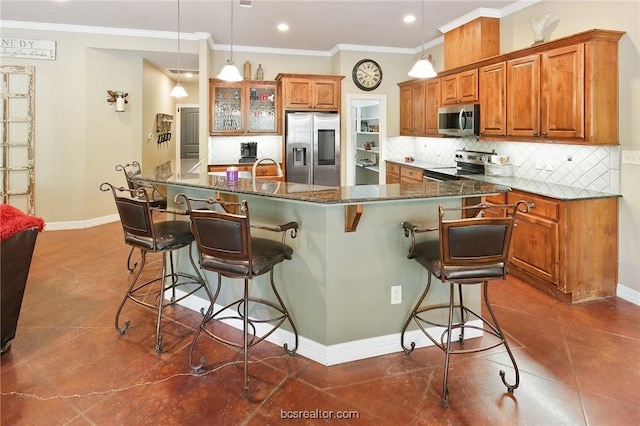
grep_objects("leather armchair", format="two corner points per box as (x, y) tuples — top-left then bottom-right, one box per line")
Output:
(1, 227), (39, 354)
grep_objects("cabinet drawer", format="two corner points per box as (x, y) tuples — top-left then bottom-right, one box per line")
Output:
(508, 191), (559, 221)
(253, 164), (279, 176)
(400, 166), (422, 182)
(387, 162), (400, 175)
(485, 193), (507, 204)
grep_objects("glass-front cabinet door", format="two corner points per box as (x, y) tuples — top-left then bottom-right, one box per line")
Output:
(210, 80), (279, 135)
(247, 83), (277, 133)
(211, 84), (243, 133)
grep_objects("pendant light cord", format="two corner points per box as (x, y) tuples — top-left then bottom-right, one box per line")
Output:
(176, 0), (182, 84)
(420, 0), (425, 56)
(230, 0), (234, 63)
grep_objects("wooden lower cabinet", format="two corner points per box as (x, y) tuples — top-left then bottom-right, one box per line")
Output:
(208, 163), (283, 180)
(486, 190), (618, 303)
(385, 162), (423, 184)
(386, 162), (400, 184)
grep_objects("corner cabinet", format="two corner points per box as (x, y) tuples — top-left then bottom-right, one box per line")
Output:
(398, 78), (440, 136)
(386, 161), (422, 184)
(209, 79), (279, 135)
(275, 74), (344, 111)
(485, 190), (619, 303)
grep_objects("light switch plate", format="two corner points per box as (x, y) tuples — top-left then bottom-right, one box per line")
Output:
(622, 150), (640, 165)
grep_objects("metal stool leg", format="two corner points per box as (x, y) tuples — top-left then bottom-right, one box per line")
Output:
(189, 273), (221, 371)
(401, 273), (433, 355)
(269, 268), (299, 355)
(155, 251), (168, 353)
(482, 281), (520, 392)
(115, 250), (147, 334)
(243, 278), (250, 398)
(441, 282), (456, 408)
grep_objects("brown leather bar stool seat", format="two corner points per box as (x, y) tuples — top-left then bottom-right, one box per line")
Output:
(176, 194), (299, 398)
(400, 201), (526, 408)
(100, 182), (214, 353)
(116, 161), (168, 272)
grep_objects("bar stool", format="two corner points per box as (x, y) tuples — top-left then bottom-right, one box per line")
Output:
(116, 161), (168, 272)
(100, 182), (214, 353)
(400, 201), (526, 407)
(175, 194), (299, 398)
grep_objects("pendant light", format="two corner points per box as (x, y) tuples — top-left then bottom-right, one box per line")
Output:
(170, 0), (188, 97)
(408, 0), (437, 79)
(217, 0), (243, 82)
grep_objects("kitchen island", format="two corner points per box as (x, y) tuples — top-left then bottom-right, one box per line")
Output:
(134, 162), (510, 365)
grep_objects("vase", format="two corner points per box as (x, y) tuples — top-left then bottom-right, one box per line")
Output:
(255, 64), (264, 80)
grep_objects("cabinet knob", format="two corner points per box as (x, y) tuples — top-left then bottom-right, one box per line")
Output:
(533, 132), (538, 136)
(542, 132), (548, 136)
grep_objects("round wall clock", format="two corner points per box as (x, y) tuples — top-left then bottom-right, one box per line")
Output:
(352, 59), (382, 91)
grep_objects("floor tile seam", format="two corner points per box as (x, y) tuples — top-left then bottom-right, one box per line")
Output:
(578, 387), (640, 411)
(293, 380), (387, 423)
(3, 359), (93, 420)
(7, 327), (97, 364)
(559, 320), (640, 344)
(483, 351), (580, 390)
(313, 363), (440, 394)
(242, 365), (303, 425)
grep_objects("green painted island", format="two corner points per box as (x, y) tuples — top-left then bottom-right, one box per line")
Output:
(134, 162), (510, 365)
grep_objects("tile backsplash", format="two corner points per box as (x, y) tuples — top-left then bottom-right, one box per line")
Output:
(209, 135), (282, 164)
(386, 136), (620, 194)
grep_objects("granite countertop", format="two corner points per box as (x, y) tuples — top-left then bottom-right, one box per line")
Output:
(386, 158), (620, 201)
(135, 161), (510, 206)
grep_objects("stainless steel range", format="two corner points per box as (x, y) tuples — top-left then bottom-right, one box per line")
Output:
(422, 149), (494, 182)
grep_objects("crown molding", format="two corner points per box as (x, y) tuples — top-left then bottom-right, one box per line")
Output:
(2, 19), (440, 58)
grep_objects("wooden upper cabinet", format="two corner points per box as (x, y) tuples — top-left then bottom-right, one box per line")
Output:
(399, 80), (426, 135)
(541, 44), (585, 139)
(424, 79), (441, 135)
(441, 69), (478, 105)
(276, 74), (343, 111)
(444, 17), (500, 70)
(479, 62), (506, 137)
(507, 54), (541, 137)
(403, 29), (623, 145)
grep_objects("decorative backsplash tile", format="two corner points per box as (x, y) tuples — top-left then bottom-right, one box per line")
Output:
(209, 135), (282, 164)
(386, 136), (620, 194)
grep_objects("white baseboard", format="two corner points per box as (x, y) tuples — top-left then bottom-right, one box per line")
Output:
(44, 214), (119, 231)
(171, 289), (483, 366)
(617, 284), (640, 306)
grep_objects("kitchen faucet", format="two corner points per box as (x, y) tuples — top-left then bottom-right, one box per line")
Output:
(252, 157), (284, 183)
(252, 157), (283, 193)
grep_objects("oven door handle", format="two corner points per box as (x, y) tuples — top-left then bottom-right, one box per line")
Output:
(458, 108), (466, 132)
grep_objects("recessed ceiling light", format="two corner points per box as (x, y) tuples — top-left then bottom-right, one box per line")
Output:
(184, 72), (193, 78)
(403, 15), (416, 24)
(277, 23), (289, 32)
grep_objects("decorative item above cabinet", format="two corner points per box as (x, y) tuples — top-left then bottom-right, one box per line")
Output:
(209, 79), (279, 135)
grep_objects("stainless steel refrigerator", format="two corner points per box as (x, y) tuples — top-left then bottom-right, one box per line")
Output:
(285, 112), (340, 186)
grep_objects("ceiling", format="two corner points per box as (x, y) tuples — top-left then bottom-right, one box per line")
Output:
(1, 0), (522, 72)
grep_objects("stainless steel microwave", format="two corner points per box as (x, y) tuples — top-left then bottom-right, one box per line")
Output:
(438, 104), (480, 136)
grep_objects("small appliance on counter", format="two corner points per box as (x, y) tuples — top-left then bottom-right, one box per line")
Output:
(239, 142), (258, 163)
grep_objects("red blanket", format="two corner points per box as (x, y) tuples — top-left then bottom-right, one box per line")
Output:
(1, 204), (44, 242)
